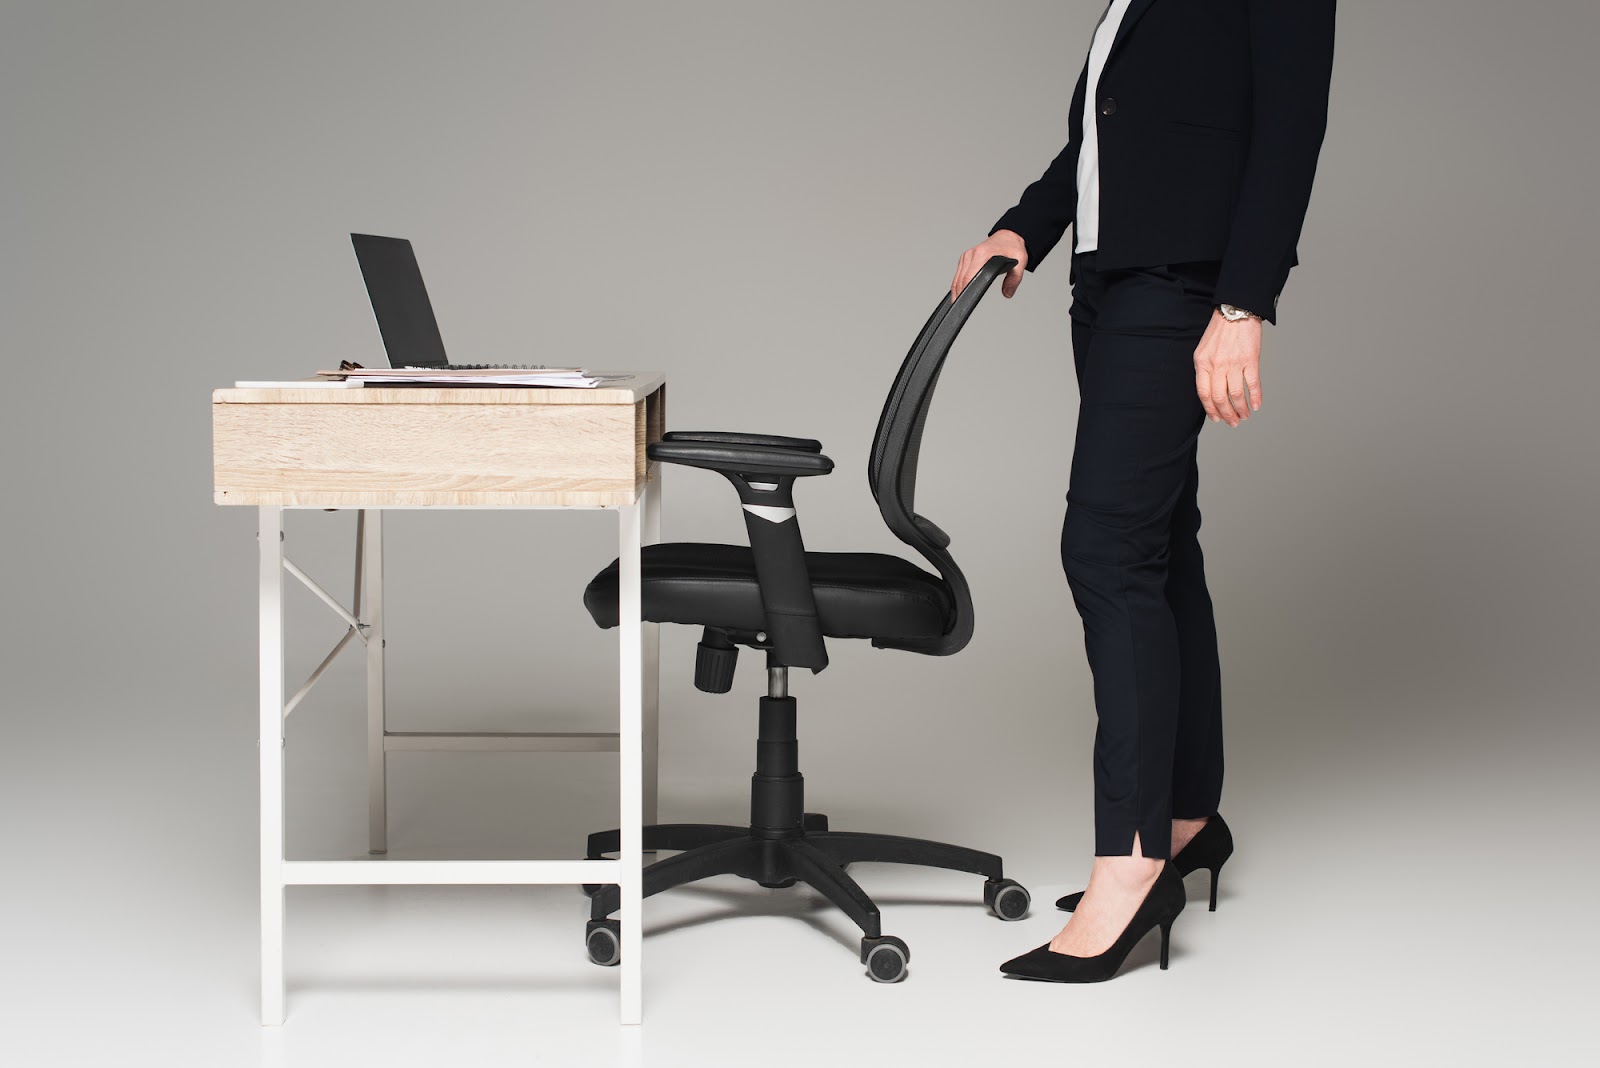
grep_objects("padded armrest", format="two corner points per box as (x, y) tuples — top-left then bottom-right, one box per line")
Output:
(661, 430), (823, 453)
(648, 440), (834, 478)
(644, 439), (830, 671)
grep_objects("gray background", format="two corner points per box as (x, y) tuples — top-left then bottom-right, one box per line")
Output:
(3, 1), (1595, 1065)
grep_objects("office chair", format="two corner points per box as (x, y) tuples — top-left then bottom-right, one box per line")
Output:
(580, 256), (1029, 983)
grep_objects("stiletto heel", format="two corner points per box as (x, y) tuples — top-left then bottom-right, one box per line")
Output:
(1207, 859), (1225, 911)
(1055, 813), (1235, 912)
(1000, 862), (1186, 983)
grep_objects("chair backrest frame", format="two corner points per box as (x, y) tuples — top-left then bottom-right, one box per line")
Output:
(867, 255), (1015, 655)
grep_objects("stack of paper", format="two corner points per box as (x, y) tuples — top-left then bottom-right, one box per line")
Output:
(317, 367), (624, 388)
(235, 377), (362, 389)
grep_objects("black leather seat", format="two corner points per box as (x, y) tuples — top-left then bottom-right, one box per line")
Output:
(578, 257), (1031, 983)
(584, 544), (954, 641)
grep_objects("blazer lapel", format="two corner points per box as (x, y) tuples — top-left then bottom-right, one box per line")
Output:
(1106, 0), (1159, 68)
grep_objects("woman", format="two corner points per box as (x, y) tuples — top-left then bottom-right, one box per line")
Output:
(948, 0), (1335, 982)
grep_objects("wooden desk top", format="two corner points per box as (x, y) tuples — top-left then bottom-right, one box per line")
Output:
(213, 373), (666, 508)
(212, 370), (665, 407)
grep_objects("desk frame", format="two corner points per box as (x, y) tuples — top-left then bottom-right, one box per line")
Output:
(255, 484), (658, 1028)
(348, 507), (659, 855)
(219, 376), (664, 1026)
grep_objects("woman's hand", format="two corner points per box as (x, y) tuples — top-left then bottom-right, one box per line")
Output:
(951, 230), (1028, 302)
(1192, 311), (1263, 427)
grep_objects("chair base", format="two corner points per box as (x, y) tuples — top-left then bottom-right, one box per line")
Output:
(581, 683), (1031, 980)
(583, 811), (830, 861)
(586, 820), (1008, 931)
(583, 820), (1030, 980)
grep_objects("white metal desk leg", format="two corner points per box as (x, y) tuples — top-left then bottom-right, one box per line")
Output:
(259, 506), (286, 1025)
(642, 475), (661, 830)
(617, 502), (643, 1025)
(365, 510), (388, 855)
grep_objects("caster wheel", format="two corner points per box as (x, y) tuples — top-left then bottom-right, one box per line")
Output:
(985, 878), (1031, 921)
(860, 935), (910, 983)
(586, 919), (621, 966)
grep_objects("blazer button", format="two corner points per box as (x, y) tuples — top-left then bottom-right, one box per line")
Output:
(1100, 97), (1117, 116)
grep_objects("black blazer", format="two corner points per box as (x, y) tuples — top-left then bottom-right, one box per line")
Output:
(989, 0), (1335, 323)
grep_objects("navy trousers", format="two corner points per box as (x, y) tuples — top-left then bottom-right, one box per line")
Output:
(1064, 250), (1226, 860)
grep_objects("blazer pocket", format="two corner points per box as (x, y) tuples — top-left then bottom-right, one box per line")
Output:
(1166, 119), (1244, 140)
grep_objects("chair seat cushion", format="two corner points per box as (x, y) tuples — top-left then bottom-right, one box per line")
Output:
(584, 543), (954, 641)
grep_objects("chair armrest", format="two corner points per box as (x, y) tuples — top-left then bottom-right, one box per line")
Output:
(645, 441), (830, 670)
(661, 430), (823, 453)
(647, 440), (833, 479)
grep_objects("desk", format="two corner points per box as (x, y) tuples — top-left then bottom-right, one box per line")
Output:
(213, 374), (666, 1025)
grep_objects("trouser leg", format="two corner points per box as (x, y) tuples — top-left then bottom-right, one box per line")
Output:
(1167, 446), (1225, 820)
(1063, 259), (1212, 860)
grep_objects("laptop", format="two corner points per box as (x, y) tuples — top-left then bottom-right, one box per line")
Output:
(351, 233), (538, 370)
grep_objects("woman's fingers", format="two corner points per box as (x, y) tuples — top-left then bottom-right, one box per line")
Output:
(1227, 365), (1250, 423)
(1243, 361), (1263, 412)
(952, 237), (1028, 301)
(1001, 259), (1025, 298)
(1194, 313), (1263, 427)
(1195, 365), (1219, 422)
(951, 251), (973, 301)
(953, 230), (1029, 300)
(1211, 370), (1237, 426)
(1197, 360), (1257, 426)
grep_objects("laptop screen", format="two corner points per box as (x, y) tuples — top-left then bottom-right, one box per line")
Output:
(351, 234), (449, 368)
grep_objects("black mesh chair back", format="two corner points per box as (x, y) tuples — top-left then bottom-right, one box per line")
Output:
(866, 255), (1015, 655)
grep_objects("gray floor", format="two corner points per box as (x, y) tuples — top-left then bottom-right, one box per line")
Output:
(4, 640), (1590, 1067)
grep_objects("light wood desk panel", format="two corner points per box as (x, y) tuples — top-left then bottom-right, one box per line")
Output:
(213, 372), (666, 506)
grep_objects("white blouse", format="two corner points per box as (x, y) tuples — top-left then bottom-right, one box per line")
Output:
(1074, 0), (1136, 254)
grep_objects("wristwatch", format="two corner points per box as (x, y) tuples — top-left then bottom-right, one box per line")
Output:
(1218, 303), (1260, 322)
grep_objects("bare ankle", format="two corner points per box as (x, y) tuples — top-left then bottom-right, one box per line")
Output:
(1170, 816), (1209, 854)
(1091, 853), (1162, 888)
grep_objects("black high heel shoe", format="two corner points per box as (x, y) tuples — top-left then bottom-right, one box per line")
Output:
(1055, 813), (1233, 913)
(1000, 862), (1185, 983)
